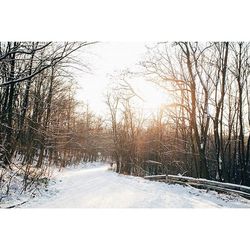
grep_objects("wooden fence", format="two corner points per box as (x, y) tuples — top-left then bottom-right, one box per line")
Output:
(144, 174), (250, 199)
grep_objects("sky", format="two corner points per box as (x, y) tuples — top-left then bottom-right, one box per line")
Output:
(74, 42), (170, 116)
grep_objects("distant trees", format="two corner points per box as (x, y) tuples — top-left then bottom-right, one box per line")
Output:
(106, 85), (144, 175)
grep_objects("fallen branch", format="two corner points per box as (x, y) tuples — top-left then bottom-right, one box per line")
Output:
(4, 200), (29, 209)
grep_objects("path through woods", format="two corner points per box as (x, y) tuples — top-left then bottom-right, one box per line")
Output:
(22, 163), (250, 208)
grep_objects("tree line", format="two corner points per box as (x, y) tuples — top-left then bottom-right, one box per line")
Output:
(107, 42), (250, 186)
(0, 42), (110, 194)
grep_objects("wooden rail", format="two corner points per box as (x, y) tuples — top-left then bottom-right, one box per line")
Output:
(144, 175), (166, 181)
(144, 174), (250, 199)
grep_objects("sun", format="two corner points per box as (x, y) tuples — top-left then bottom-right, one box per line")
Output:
(130, 78), (171, 114)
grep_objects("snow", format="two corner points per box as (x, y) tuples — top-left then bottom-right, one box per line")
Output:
(0, 163), (55, 208)
(167, 174), (250, 192)
(18, 162), (250, 208)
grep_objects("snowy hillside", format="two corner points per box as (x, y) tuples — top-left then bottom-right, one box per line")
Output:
(14, 162), (250, 208)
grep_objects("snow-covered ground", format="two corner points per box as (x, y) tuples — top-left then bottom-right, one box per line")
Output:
(17, 162), (250, 208)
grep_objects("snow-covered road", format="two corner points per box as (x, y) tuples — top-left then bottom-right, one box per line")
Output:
(22, 162), (250, 208)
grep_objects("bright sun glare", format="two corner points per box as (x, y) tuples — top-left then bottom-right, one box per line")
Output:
(75, 42), (170, 115)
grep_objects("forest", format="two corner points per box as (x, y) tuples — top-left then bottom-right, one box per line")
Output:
(0, 42), (250, 202)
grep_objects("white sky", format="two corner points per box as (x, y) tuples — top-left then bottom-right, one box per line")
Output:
(74, 42), (170, 116)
